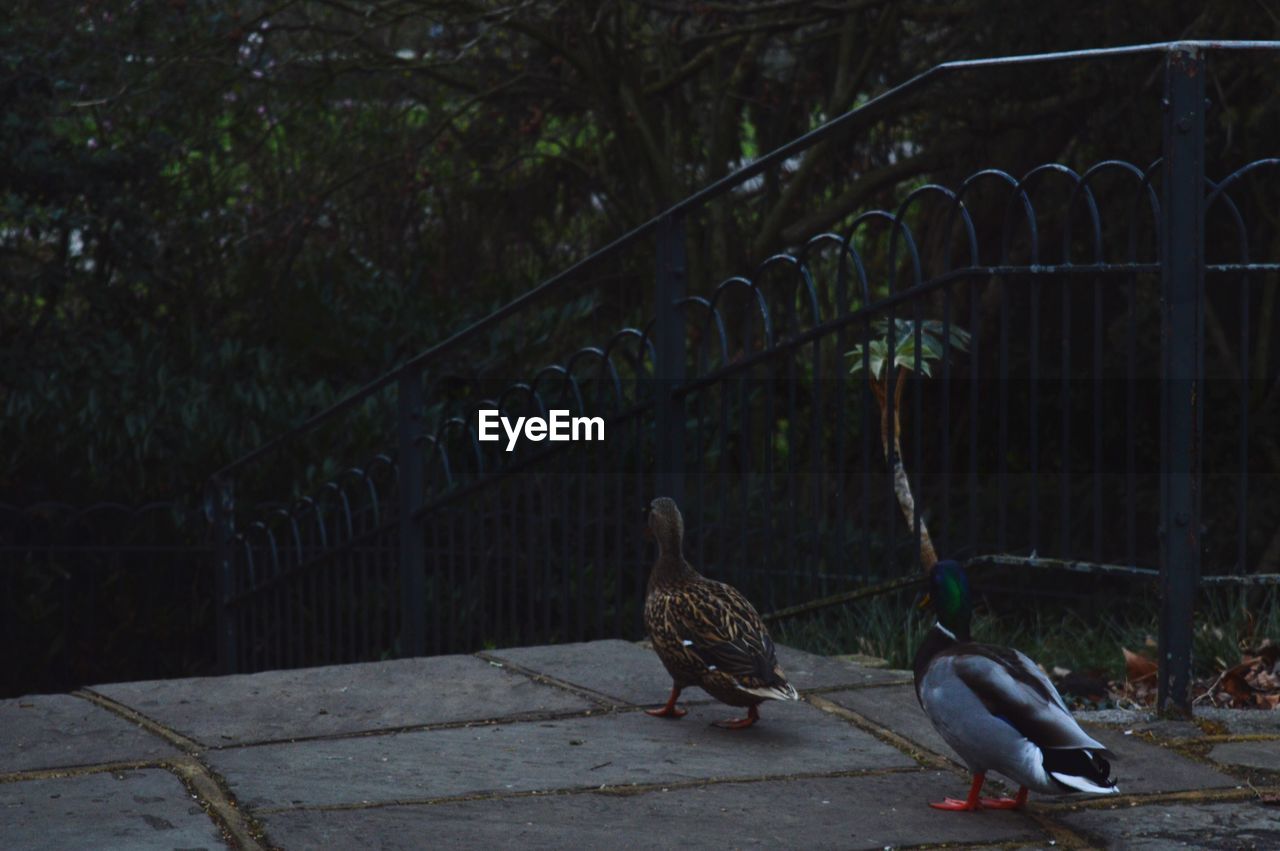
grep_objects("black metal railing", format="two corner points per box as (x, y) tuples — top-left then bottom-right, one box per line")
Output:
(0, 502), (215, 697)
(208, 42), (1280, 713)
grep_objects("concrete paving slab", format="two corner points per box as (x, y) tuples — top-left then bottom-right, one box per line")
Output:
(823, 684), (955, 761)
(487, 640), (670, 706)
(1209, 740), (1280, 772)
(0, 768), (227, 851)
(208, 699), (914, 811)
(1059, 800), (1280, 850)
(1069, 712), (1202, 741)
(1073, 708), (1157, 726)
(93, 654), (590, 747)
(1127, 718), (1203, 740)
(1196, 707), (1280, 735)
(1077, 707), (1280, 737)
(1, 695), (179, 773)
(257, 771), (1047, 851)
(773, 647), (913, 691)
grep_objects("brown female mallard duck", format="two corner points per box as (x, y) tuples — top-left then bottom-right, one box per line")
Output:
(643, 497), (798, 729)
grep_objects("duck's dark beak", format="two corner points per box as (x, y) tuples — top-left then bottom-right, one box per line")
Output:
(642, 505), (653, 541)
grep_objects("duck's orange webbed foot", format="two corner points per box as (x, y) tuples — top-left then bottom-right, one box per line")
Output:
(929, 774), (986, 811)
(711, 704), (759, 730)
(645, 686), (687, 719)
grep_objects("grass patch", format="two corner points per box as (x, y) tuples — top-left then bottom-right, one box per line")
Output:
(775, 583), (1280, 681)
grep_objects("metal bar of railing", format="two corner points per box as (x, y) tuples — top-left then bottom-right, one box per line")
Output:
(1157, 44), (1206, 715)
(397, 369), (427, 658)
(1029, 274), (1041, 554)
(998, 275), (1010, 550)
(1093, 274), (1104, 562)
(654, 213), (687, 507)
(1060, 266), (1073, 558)
(207, 477), (237, 674)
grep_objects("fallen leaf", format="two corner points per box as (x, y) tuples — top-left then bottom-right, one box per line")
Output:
(1218, 664), (1254, 704)
(1123, 648), (1157, 684)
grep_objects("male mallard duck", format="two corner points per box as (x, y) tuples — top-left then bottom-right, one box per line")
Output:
(914, 560), (1118, 810)
(643, 497), (798, 728)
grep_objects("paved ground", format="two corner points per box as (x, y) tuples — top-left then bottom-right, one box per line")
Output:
(2, 641), (1278, 850)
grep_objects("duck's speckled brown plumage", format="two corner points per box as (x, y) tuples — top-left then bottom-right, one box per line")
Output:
(643, 498), (798, 717)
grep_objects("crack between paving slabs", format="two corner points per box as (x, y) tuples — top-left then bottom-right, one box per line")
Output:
(249, 764), (928, 815)
(1035, 782), (1280, 814)
(799, 678), (916, 697)
(0, 759), (168, 785)
(1168, 732), (1280, 746)
(889, 842), (1062, 851)
(202, 706), (608, 751)
(804, 693), (957, 773)
(71, 688), (268, 851)
(473, 651), (632, 708)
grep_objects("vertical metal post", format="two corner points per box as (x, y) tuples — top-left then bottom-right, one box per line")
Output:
(654, 214), (687, 507)
(1158, 44), (1205, 716)
(398, 368), (427, 657)
(207, 475), (237, 674)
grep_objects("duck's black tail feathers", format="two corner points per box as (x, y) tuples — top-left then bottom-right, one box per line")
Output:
(1043, 748), (1118, 795)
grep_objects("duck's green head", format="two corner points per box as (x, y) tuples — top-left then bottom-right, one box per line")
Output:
(925, 559), (972, 640)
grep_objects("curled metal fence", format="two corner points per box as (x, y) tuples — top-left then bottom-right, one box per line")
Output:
(209, 42), (1280, 713)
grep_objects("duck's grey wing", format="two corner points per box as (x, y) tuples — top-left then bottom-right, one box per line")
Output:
(951, 647), (1113, 757)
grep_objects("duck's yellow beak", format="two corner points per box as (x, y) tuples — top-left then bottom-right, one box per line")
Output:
(916, 593), (931, 611)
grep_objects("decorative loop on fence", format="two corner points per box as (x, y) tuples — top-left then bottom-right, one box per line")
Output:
(566, 346), (624, 416)
(267, 507), (303, 565)
(845, 209), (923, 294)
(1206, 158), (1279, 264)
(319, 480), (355, 542)
(1013, 163), (1092, 265)
(953, 169), (1026, 266)
(759, 253), (821, 343)
(293, 496), (327, 550)
(707, 275), (775, 352)
(676, 296), (730, 377)
(799, 232), (872, 317)
(893, 184), (978, 277)
(1075, 159), (1159, 263)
